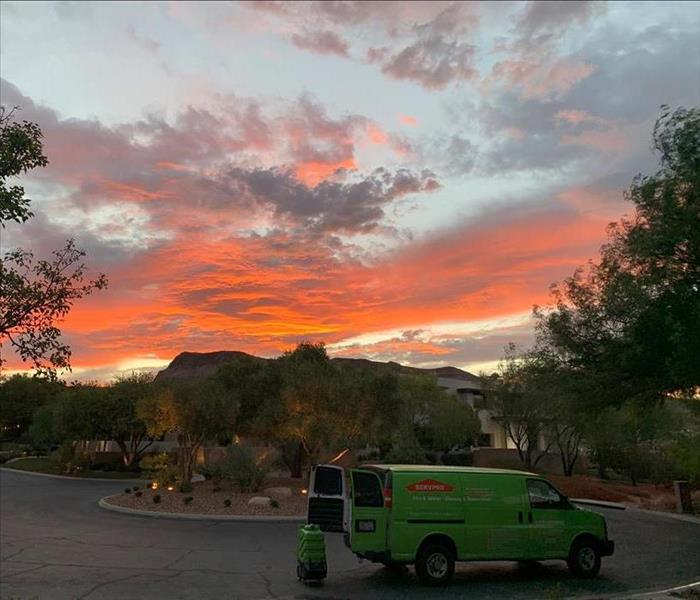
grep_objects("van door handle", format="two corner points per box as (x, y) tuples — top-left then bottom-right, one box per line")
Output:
(528, 511), (533, 524)
(518, 511), (523, 524)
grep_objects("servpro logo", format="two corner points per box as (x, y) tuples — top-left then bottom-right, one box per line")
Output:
(406, 479), (455, 493)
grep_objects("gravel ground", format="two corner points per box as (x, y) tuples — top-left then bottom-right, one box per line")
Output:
(104, 478), (307, 516)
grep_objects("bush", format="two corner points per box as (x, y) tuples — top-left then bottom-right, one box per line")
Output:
(183, 496), (193, 505)
(153, 494), (162, 504)
(224, 498), (232, 507)
(197, 463), (223, 482)
(132, 485), (140, 491)
(212, 485), (222, 493)
(179, 481), (193, 493)
(221, 445), (269, 493)
(134, 491), (143, 497)
(124, 488), (132, 494)
(384, 435), (427, 464)
(270, 499), (279, 509)
(153, 465), (179, 488)
(139, 452), (171, 476)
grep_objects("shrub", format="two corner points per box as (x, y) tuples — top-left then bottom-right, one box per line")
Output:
(270, 499), (279, 509)
(384, 435), (427, 465)
(124, 488), (132, 494)
(139, 452), (171, 476)
(224, 498), (232, 507)
(132, 485), (140, 491)
(154, 465), (179, 488)
(153, 494), (162, 504)
(183, 496), (193, 505)
(134, 491), (143, 497)
(221, 445), (269, 493)
(179, 481), (193, 493)
(197, 463), (223, 482)
(212, 485), (222, 493)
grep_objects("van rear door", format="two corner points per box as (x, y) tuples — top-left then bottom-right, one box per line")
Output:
(308, 464), (346, 532)
(349, 469), (388, 555)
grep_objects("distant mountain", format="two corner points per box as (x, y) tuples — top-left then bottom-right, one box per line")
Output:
(154, 350), (480, 383)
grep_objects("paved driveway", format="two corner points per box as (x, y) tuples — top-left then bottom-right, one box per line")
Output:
(1, 469), (698, 599)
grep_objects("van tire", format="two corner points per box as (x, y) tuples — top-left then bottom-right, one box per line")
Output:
(567, 538), (601, 578)
(415, 542), (455, 586)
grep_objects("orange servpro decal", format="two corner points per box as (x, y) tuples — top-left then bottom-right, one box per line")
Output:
(406, 479), (455, 492)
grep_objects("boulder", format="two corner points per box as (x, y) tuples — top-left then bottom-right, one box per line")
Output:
(248, 496), (272, 506)
(264, 486), (292, 498)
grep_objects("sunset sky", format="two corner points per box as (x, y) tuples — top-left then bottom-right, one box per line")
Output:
(1, 1), (699, 381)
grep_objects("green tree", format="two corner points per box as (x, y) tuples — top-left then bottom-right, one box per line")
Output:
(1, 241), (108, 377)
(377, 373), (481, 462)
(0, 108), (107, 377)
(274, 343), (351, 478)
(486, 345), (555, 470)
(0, 107), (47, 225)
(0, 374), (63, 441)
(138, 377), (238, 484)
(104, 373), (159, 467)
(536, 106), (700, 405)
(215, 354), (283, 440)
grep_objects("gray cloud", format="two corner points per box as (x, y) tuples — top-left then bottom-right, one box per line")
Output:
(223, 166), (440, 234)
(291, 30), (350, 57)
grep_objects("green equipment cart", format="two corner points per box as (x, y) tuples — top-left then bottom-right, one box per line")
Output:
(296, 524), (327, 582)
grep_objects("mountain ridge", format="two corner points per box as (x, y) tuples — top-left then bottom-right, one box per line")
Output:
(154, 350), (481, 383)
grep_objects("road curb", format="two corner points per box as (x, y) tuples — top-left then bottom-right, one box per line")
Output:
(98, 495), (306, 522)
(573, 498), (700, 524)
(613, 579), (700, 599)
(0, 466), (148, 484)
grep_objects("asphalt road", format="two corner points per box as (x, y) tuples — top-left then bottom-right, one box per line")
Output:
(1, 470), (698, 600)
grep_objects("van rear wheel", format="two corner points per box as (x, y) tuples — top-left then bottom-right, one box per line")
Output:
(567, 539), (601, 578)
(415, 542), (455, 586)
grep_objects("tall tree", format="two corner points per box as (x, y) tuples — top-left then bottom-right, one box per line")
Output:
(138, 377), (238, 484)
(0, 107), (107, 377)
(536, 106), (700, 405)
(486, 345), (554, 470)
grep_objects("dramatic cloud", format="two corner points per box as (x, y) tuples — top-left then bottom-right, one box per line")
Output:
(2, 1), (696, 379)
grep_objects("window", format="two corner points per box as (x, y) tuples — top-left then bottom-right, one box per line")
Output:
(313, 466), (343, 496)
(527, 479), (565, 509)
(352, 471), (384, 507)
(478, 433), (493, 447)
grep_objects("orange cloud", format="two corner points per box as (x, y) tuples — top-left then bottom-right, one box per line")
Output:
(293, 157), (357, 186)
(399, 114), (417, 126)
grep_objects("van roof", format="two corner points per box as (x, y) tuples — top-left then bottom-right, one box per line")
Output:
(361, 464), (536, 477)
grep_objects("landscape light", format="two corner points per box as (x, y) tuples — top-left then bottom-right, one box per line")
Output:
(301, 489), (308, 495)
(167, 485), (174, 491)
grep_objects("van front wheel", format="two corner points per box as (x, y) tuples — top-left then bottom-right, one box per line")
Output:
(567, 539), (601, 578)
(415, 542), (455, 586)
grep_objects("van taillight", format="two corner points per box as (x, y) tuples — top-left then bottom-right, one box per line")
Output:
(384, 487), (392, 508)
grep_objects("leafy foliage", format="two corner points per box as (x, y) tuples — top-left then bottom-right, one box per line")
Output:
(535, 106), (700, 404)
(1, 241), (108, 377)
(220, 444), (268, 492)
(0, 106), (48, 226)
(0, 108), (107, 377)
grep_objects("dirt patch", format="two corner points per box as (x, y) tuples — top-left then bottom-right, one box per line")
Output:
(547, 474), (700, 513)
(105, 477), (307, 516)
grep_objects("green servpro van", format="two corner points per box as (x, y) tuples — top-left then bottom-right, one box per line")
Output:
(307, 464), (614, 586)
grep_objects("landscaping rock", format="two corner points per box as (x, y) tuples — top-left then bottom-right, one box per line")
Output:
(264, 486), (292, 498)
(191, 474), (205, 483)
(248, 496), (272, 506)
